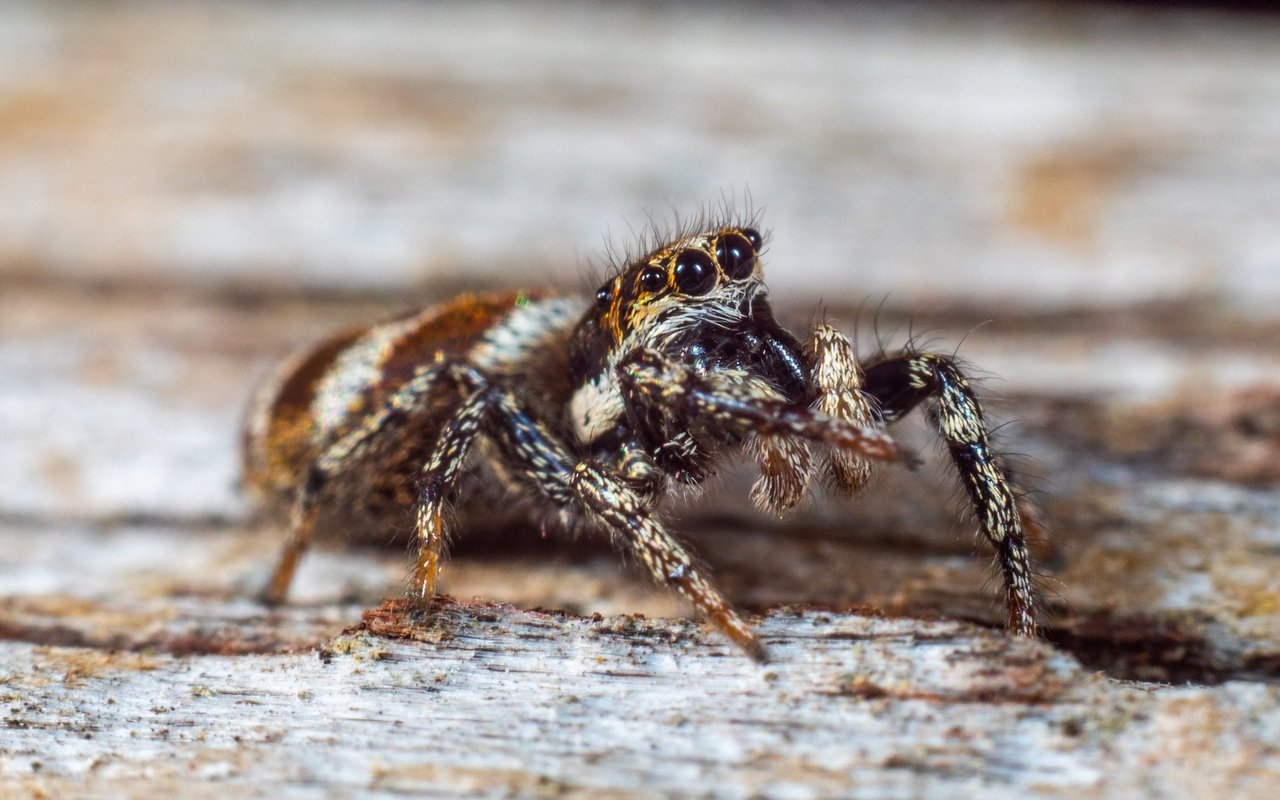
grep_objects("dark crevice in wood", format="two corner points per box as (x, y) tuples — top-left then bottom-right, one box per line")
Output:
(1042, 612), (1271, 686)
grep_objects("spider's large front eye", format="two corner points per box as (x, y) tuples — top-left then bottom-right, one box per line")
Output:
(673, 249), (717, 295)
(715, 232), (756, 280)
(639, 266), (666, 293)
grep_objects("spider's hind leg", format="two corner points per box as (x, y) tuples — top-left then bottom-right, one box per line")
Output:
(259, 362), (481, 606)
(862, 351), (1039, 637)
(411, 382), (495, 602)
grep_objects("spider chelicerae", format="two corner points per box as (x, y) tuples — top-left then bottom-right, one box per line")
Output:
(242, 215), (1041, 660)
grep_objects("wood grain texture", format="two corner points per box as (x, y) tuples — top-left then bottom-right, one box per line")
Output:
(3, 597), (1279, 799)
(3, 1), (1280, 798)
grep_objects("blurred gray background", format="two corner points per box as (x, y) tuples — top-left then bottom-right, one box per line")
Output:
(2, 1), (1277, 307)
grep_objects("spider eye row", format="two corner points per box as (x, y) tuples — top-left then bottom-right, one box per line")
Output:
(657, 227), (763, 297)
(676, 226), (760, 295)
(596, 227), (763, 305)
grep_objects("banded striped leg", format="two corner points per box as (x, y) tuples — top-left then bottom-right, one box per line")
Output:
(618, 349), (903, 466)
(572, 462), (767, 661)
(482, 392), (769, 661)
(863, 352), (1039, 637)
(411, 386), (493, 601)
(259, 361), (481, 605)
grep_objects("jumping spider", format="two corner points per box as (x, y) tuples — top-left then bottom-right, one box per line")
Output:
(242, 217), (1040, 660)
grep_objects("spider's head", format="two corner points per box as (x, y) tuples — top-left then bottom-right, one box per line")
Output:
(603, 224), (765, 339)
(570, 225), (765, 382)
(569, 223), (810, 446)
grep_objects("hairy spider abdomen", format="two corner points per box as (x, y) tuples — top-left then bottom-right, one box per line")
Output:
(242, 291), (583, 536)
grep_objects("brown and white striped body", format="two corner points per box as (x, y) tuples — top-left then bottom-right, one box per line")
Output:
(242, 291), (584, 536)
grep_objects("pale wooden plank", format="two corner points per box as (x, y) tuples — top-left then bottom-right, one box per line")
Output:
(2, 600), (1278, 799)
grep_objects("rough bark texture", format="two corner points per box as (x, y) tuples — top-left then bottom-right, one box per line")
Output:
(3, 2), (1280, 798)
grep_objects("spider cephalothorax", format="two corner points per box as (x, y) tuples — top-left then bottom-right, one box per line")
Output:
(569, 227), (810, 477)
(243, 216), (1040, 660)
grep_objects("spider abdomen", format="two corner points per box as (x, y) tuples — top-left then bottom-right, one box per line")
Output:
(241, 291), (582, 533)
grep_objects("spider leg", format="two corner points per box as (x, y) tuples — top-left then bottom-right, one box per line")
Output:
(480, 391), (768, 661)
(862, 351), (1039, 637)
(572, 461), (766, 660)
(259, 468), (323, 606)
(618, 349), (903, 465)
(259, 361), (482, 605)
(809, 324), (879, 495)
(411, 383), (494, 600)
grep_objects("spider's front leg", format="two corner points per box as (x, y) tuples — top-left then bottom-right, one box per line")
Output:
(478, 391), (769, 661)
(617, 349), (905, 466)
(570, 461), (766, 660)
(863, 351), (1040, 637)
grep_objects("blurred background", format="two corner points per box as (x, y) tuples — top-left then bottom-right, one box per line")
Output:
(2, 1), (1278, 305)
(2, 1), (1280, 658)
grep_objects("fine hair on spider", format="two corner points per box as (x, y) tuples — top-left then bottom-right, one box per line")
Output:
(241, 208), (1045, 661)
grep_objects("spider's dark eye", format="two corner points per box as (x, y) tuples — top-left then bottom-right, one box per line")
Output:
(639, 266), (666, 293)
(715, 232), (756, 280)
(596, 285), (612, 306)
(672, 248), (717, 295)
(741, 227), (763, 251)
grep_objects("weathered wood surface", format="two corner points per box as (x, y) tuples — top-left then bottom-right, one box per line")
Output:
(6, 599), (1280, 800)
(4, 2), (1280, 798)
